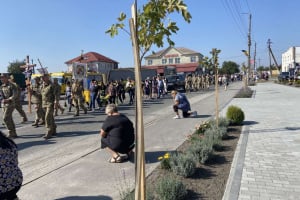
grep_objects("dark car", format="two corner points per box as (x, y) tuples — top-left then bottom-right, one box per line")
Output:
(165, 74), (185, 91)
(277, 72), (290, 81)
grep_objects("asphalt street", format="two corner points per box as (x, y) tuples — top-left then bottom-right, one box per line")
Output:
(0, 81), (243, 200)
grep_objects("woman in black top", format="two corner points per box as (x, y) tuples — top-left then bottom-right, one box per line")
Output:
(100, 104), (135, 163)
(0, 131), (23, 200)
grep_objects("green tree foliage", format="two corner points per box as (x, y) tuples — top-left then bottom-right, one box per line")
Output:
(7, 60), (25, 74)
(221, 61), (240, 75)
(106, 0), (192, 64)
(257, 66), (266, 72)
(199, 56), (213, 74)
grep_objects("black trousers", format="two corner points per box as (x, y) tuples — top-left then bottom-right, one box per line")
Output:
(0, 185), (21, 200)
(173, 105), (190, 118)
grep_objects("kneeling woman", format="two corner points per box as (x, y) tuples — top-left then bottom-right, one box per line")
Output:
(100, 104), (135, 163)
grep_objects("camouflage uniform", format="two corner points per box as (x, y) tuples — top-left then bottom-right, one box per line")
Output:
(10, 75), (28, 123)
(41, 74), (56, 139)
(191, 74), (197, 91)
(206, 74), (210, 89)
(185, 75), (192, 93)
(71, 80), (87, 116)
(0, 73), (18, 138)
(53, 78), (64, 116)
(30, 77), (45, 127)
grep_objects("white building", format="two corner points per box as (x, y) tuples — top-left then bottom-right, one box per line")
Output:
(282, 46), (300, 73)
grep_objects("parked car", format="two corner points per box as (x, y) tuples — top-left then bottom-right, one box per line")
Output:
(277, 72), (290, 81)
(165, 74), (185, 91)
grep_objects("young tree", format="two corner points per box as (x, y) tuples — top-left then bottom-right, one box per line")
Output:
(106, 0), (192, 65)
(106, 1), (192, 199)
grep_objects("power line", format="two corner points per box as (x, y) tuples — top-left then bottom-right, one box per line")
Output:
(221, 0), (247, 42)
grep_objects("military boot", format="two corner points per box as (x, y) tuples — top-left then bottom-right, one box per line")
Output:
(21, 117), (28, 124)
(8, 130), (18, 139)
(32, 120), (39, 127)
(38, 121), (45, 125)
(52, 129), (57, 136)
(43, 130), (53, 140)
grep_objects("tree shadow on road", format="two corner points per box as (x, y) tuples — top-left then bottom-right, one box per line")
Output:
(56, 130), (99, 138)
(54, 195), (112, 200)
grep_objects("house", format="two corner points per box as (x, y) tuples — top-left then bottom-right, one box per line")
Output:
(282, 46), (300, 75)
(65, 51), (119, 75)
(143, 46), (204, 75)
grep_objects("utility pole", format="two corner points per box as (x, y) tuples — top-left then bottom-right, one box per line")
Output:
(254, 42), (257, 73)
(267, 39), (272, 76)
(247, 14), (252, 85)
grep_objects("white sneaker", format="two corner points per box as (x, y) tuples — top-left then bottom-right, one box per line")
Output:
(173, 115), (180, 119)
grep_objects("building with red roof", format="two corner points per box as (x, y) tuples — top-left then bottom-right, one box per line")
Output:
(65, 51), (119, 75)
(143, 47), (204, 75)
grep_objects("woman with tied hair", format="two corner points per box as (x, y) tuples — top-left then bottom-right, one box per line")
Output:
(99, 104), (135, 163)
(0, 131), (23, 200)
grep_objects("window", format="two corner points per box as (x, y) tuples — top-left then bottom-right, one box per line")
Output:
(162, 59), (167, 64)
(169, 58), (173, 64)
(190, 56), (196, 62)
(175, 58), (180, 64)
(147, 60), (153, 65)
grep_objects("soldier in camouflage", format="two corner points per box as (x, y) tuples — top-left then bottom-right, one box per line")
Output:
(53, 78), (65, 116)
(0, 73), (18, 138)
(9, 75), (28, 123)
(71, 79), (87, 116)
(28, 76), (45, 127)
(41, 74), (56, 139)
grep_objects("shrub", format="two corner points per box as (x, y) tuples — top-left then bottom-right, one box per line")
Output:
(155, 175), (187, 200)
(169, 152), (196, 178)
(203, 127), (223, 151)
(234, 87), (253, 98)
(188, 139), (214, 164)
(158, 153), (171, 170)
(217, 117), (230, 128)
(210, 123), (228, 140)
(208, 117), (229, 129)
(226, 105), (245, 125)
(195, 121), (211, 135)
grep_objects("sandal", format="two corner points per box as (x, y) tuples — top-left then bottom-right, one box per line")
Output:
(109, 155), (123, 163)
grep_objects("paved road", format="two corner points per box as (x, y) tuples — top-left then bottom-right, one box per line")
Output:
(223, 82), (300, 200)
(1, 82), (243, 200)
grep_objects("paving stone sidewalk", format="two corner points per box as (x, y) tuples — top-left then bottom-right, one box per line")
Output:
(223, 82), (300, 200)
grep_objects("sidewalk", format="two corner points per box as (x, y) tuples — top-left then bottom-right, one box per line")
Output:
(222, 82), (300, 200)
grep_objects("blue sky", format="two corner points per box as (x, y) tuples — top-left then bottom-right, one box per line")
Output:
(0, 0), (299, 72)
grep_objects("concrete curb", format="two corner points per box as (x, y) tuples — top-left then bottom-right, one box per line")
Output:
(222, 125), (250, 200)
